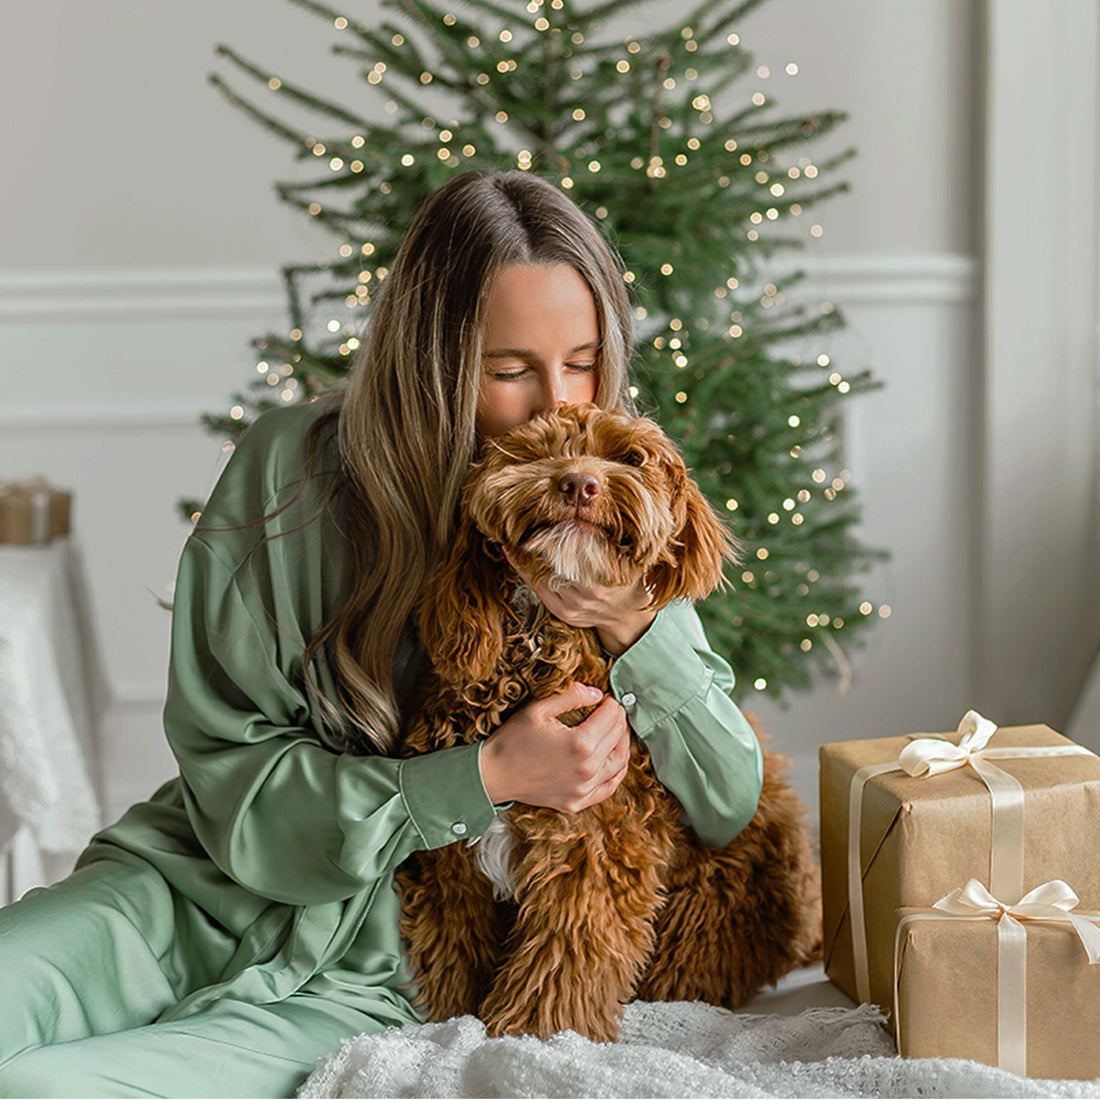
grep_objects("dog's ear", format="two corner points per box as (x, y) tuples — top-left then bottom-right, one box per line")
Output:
(646, 464), (740, 606)
(418, 516), (506, 685)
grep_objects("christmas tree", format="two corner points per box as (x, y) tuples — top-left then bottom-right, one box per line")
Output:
(184, 0), (888, 704)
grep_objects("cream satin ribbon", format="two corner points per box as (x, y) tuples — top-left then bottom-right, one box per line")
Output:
(892, 879), (1100, 1076)
(847, 709), (1096, 1003)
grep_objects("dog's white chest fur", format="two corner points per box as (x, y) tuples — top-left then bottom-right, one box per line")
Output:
(471, 814), (516, 900)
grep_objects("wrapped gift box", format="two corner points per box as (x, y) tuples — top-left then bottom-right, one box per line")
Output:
(819, 720), (1100, 1011)
(894, 892), (1100, 1078)
(0, 477), (72, 544)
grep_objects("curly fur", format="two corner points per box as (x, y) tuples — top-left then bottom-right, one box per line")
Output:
(395, 404), (821, 1042)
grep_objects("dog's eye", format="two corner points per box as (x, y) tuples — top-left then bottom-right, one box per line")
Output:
(618, 450), (645, 468)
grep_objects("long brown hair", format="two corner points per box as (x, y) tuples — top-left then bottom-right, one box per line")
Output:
(194, 170), (638, 754)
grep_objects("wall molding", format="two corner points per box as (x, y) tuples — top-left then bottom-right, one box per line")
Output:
(0, 268), (285, 322)
(1, 256), (977, 429)
(0, 256), (977, 323)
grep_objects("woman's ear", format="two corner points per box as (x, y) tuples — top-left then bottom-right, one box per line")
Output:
(646, 468), (740, 606)
(419, 517), (506, 685)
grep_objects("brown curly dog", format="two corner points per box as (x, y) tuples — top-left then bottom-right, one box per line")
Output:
(395, 403), (821, 1042)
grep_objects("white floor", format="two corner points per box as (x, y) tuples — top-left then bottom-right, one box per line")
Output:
(743, 960), (858, 1015)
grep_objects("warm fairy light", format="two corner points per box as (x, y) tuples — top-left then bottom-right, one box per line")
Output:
(477, 74), (490, 85)
(797, 489), (810, 502)
(308, 202), (322, 215)
(725, 498), (739, 511)
(623, 271), (635, 282)
(256, 361), (269, 373)
(499, 28), (513, 42)
(629, 385), (639, 398)
(439, 129), (453, 141)
(728, 324), (743, 337)
(290, 328), (303, 340)
(230, 405), (244, 419)
(437, 148), (450, 161)
(334, 16), (348, 29)
(741, 571), (754, 583)
(727, 33), (740, 44)
(674, 355), (687, 367)
(339, 244), (353, 257)
(817, 354), (831, 366)
(675, 391), (687, 403)
(351, 135), (365, 147)
(752, 92), (766, 106)
(791, 514), (804, 525)
(573, 108), (586, 120)
(787, 62), (799, 75)
(350, 160), (364, 172)
(805, 165), (819, 178)
(800, 639), (812, 652)
(561, 176), (574, 188)
(879, 605), (892, 619)
(660, 263), (673, 275)
(663, 78), (676, 90)
(756, 547), (769, 560)
(681, 26), (693, 38)
(268, 77), (282, 90)
(495, 110), (508, 122)
(535, 17), (549, 30)
(788, 415), (800, 427)
(330, 157), (343, 170)
(367, 72), (382, 84)
(617, 60), (630, 73)
(810, 224), (824, 237)
(588, 160), (601, 172)
(669, 319), (683, 330)
(860, 602), (873, 615)
(312, 143), (326, 156)
(443, 13), (456, 25)
(392, 33), (404, 45)
(627, 40), (641, 54)
(838, 381), (851, 394)
(401, 153), (414, 165)
(420, 72), (433, 83)
(463, 144), (475, 156)
(754, 678), (767, 691)
(767, 512), (779, 524)
(361, 242), (375, 255)
(327, 319), (341, 332)
(468, 35), (480, 47)
(812, 469), (826, 483)
(571, 31), (584, 43)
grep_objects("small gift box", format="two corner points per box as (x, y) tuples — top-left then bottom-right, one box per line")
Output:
(0, 476), (72, 544)
(819, 711), (1100, 1010)
(893, 879), (1100, 1078)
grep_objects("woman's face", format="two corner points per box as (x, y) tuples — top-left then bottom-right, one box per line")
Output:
(475, 263), (600, 440)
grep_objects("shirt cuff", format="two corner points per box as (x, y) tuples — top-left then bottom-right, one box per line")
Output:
(398, 741), (503, 849)
(607, 600), (711, 737)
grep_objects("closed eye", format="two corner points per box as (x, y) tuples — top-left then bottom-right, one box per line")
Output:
(491, 362), (597, 381)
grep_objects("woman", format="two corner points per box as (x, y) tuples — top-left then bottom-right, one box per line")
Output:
(0, 170), (763, 1097)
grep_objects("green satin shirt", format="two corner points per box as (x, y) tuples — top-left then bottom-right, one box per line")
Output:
(77, 398), (764, 1028)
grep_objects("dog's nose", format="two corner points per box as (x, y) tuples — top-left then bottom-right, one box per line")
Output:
(559, 472), (601, 505)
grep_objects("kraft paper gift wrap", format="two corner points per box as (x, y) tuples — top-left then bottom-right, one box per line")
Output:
(894, 895), (1100, 1078)
(0, 476), (71, 544)
(819, 721), (1100, 1011)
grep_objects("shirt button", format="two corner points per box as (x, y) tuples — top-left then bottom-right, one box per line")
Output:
(621, 692), (637, 707)
(451, 821), (468, 836)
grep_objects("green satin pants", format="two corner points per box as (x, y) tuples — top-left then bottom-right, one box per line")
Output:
(0, 857), (389, 1098)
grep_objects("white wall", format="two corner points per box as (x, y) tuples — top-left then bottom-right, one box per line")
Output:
(3, 0), (1084, 830)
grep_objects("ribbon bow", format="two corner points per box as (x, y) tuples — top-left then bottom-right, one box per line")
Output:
(894, 879), (1100, 1075)
(934, 878), (1100, 963)
(898, 709), (998, 777)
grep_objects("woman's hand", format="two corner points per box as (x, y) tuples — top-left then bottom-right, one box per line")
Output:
(479, 681), (630, 812)
(502, 548), (658, 656)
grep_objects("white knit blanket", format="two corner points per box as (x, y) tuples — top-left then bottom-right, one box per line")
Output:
(298, 1000), (1100, 1098)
